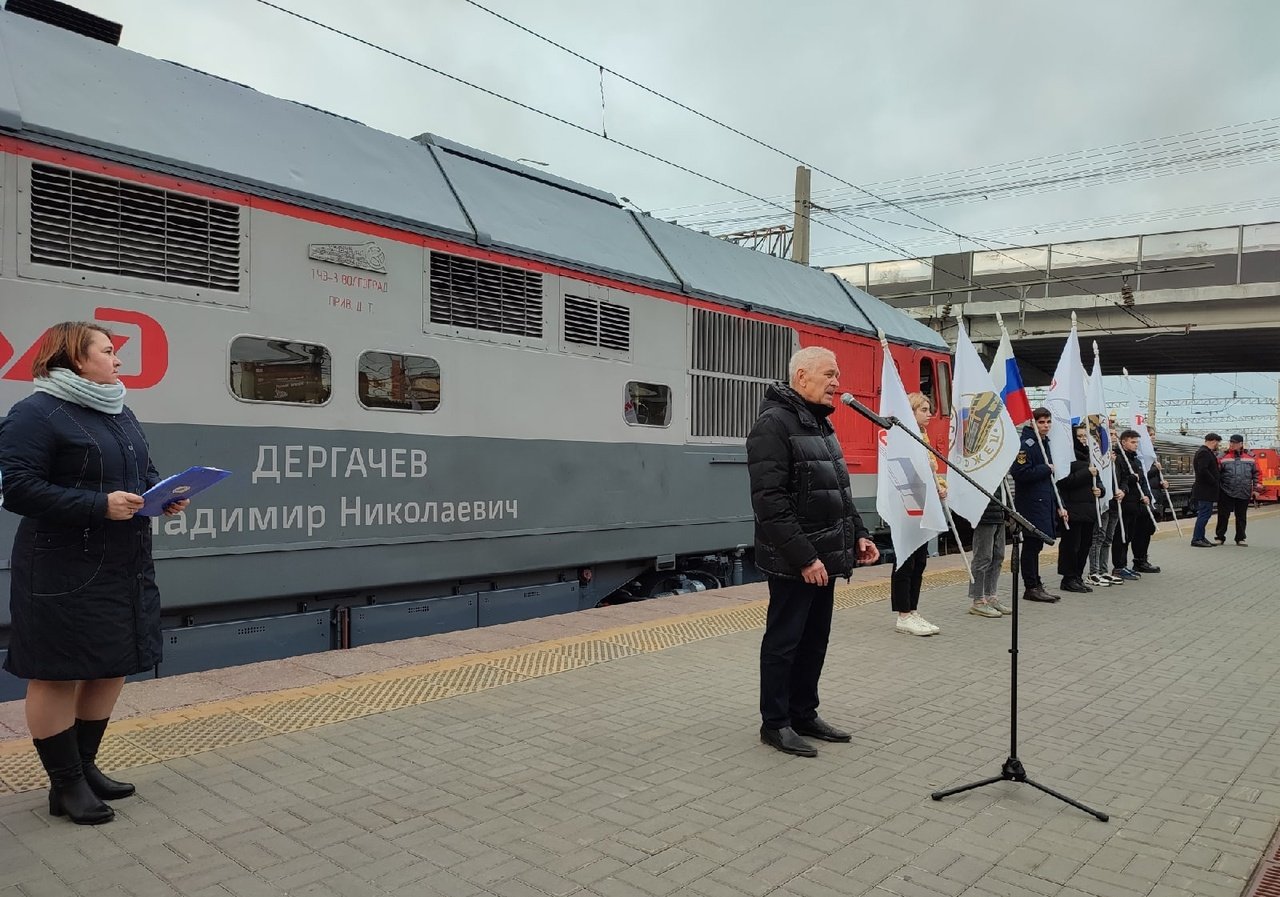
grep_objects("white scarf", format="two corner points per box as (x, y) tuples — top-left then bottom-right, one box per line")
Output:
(33, 367), (127, 415)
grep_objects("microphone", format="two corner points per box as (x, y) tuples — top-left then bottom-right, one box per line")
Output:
(840, 392), (890, 429)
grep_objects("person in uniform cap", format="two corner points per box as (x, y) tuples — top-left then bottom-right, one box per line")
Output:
(1215, 435), (1259, 546)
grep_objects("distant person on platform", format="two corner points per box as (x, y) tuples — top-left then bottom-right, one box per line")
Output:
(748, 346), (880, 758)
(1216, 434), (1259, 546)
(1190, 433), (1223, 547)
(1010, 407), (1067, 602)
(1112, 429), (1159, 577)
(1057, 424), (1103, 593)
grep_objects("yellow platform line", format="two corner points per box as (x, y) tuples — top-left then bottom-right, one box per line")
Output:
(0, 521), (1196, 795)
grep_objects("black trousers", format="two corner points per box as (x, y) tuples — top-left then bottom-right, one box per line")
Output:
(1020, 534), (1045, 588)
(890, 545), (928, 612)
(1112, 504), (1155, 569)
(1056, 519), (1096, 581)
(760, 576), (834, 730)
(1215, 496), (1249, 543)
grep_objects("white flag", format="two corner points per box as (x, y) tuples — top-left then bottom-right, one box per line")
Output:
(1045, 323), (1087, 482)
(1124, 370), (1158, 470)
(947, 322), (1019, 526)
(876, 349), (947, 568)
(1086, 346), (1114, 507)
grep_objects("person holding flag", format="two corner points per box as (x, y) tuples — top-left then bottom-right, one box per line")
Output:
(875, 340), (948, 637)
(948, 321), (1019, 618)
(1085, 349), (1122, 588)
(1056, 424), (1103, 593)
(1112, 428), (1160, 577)
(1010, 408), (1067, 602)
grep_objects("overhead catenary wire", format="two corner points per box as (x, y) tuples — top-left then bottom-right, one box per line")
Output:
(251, 0), (1280, 408)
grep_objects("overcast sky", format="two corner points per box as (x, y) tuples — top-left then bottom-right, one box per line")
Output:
(64, 0), (1280, 440)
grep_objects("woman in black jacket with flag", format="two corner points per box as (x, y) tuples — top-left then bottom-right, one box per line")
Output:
(1057, 425), (1103, 593)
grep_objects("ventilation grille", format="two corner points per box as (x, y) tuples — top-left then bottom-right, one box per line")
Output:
(564, 295), (630, 351)
(429, 252), (543, 338)
(692, 375), (770, 439)
(690, 308), (793, 439)
(29, 164), (242, 291)
(691, 307), (792, 378)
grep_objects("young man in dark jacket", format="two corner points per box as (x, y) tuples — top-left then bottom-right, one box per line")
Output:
(1216, 435), (1259, 546)
(1010, 408), (1066, 602)
(1112, 430), (1159, 576)
(747, 346), (879, 758)
(1190, 433), (1222, 547)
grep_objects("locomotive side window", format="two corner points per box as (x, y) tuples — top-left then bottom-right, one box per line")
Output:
(229, 337), (331, 405)
(919, 358), (935, 405)
(936, 360), (952, 417)
(358, 351), (441, 412)
(625, 382), (672, 427)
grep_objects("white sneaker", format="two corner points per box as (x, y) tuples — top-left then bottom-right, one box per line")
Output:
(895, 614), (935, 636)
(1085, 573), (1111, 588)
(911, 611), (941, 634)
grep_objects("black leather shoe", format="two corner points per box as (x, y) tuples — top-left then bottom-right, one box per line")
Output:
(793, 716), (852, 743)
(1023, 586), (1059, 603)
(760, 726), (817, 757)
(1061, 578), (1093, 594)
(1190, 539), (1215, 548)
(1133, 561), (1161, 573)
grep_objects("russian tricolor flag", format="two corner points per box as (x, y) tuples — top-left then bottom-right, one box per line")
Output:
(989, 331), (1033, 427)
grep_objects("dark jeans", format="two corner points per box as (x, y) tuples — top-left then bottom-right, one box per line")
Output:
(1216, 496), (1250, 543)
(760, 576), (834, 730)
(890, 545), (928, 612)
(1020, 533), (1045, 588)
(1057, 519), (1096, 581)
(1112, 504), (1155, 569)
(1192, 499), (1215, 542)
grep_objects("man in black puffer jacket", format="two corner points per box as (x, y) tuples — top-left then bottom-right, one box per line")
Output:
(748, 346), (879, 758)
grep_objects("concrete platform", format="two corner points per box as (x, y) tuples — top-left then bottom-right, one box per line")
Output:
(1, 514), (1278, 897)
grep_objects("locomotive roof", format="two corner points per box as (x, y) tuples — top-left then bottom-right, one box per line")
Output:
(0, 10), (945, 350)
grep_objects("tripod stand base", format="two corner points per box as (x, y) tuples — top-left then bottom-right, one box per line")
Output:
(931, 757), (1109, 821)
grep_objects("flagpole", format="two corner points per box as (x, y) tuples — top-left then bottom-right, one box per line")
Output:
(1158, 465), (1183, 537)
(1122, 369), (1161, 530)
(943, 504), (974, 583)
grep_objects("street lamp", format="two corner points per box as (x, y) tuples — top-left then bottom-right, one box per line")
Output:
(516, 158), (549, 167)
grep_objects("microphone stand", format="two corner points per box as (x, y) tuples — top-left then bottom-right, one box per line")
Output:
(839, 393), (1109, 822)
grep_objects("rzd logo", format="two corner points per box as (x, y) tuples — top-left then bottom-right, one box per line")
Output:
(0, 308), (169, 388)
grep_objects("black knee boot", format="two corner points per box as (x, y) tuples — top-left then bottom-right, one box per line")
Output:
(32, 726), (114, 825)
(75, 718), (135, 800)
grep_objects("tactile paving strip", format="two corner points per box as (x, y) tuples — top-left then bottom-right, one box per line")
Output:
(0, 562), (1046, 794)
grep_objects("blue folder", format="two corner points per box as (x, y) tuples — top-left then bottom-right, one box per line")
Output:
(138, 466), (232, 516)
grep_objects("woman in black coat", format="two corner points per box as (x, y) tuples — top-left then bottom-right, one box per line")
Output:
(0, 322), (187, 825)
(1056, 425), (1103, 593)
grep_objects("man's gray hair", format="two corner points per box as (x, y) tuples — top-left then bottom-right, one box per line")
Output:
(788, 346), (836, 383)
